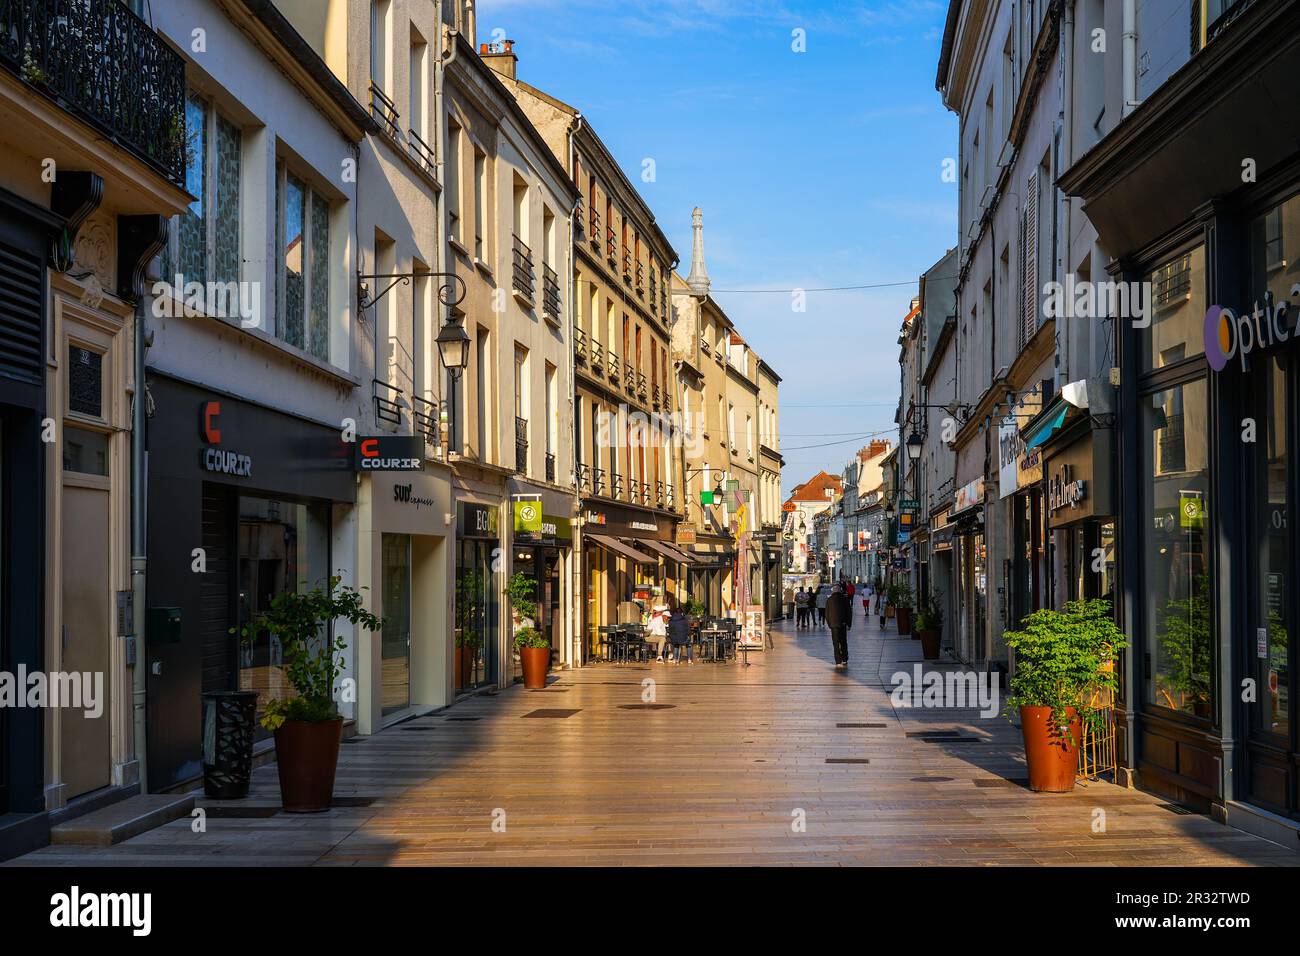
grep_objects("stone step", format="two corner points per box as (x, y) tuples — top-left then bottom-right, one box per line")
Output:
(50, 794), (195, 847)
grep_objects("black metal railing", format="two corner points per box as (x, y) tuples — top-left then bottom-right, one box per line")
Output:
(611, 472), (623, 499)
(590, 208), (601, 248)
(651, 384), (661, 409)
(574, 198), (585, 239)
(592, 466), (605, 496)
(512, 234), (535, 300)
(666, 484), (675, 511)
(655, 480), (665, 508)
(636, 371), (647, 397)
(0, 0), (187, 184)
(576, 462), (591, 492)
(635, 262), (645, 295)
(406, 126), (436, 172)
(545, 452), (556, 483)
(638, 481), (650, 505)
(649, 270), (657, 313)
(574, 327), (588, 363)
(607, 350), (620, 382)
(622, 247), (632, 284)
(1158, 412), (1186, 473)
(543, 263), (561, 318)
(370, 81), (399, 139)
(514, 416), (528, 474)
(606, 227), (617, 264)
(590, 347), (604, 375)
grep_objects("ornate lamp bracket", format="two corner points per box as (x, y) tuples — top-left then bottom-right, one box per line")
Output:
(357, 270), (467, 314)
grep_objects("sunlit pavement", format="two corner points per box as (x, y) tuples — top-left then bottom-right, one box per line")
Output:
(9, 616), (1298, 866)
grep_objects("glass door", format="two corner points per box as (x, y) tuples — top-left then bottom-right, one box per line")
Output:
(381, 533), (411, 717)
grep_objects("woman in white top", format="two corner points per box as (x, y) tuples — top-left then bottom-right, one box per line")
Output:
(647, 602), (670, 662)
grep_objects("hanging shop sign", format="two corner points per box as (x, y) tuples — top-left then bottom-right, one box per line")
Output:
(857, 530), (868, 552)
(355, 435), (424, 471)
(582, 502), (674, 540)
(459, 501), (500, 539)
(953, 477), (984, 515)
(513, 501), (573, 544)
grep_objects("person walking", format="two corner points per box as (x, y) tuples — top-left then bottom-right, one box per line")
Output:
(825, 583), (851, 669)
(844, 580), (855, 621)
(815, 584), (831, 626)
(794, 586), (809, 628)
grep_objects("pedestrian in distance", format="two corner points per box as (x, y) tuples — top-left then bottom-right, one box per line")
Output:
(825, 583), (852, 669)
(667, 600), (693, 665)
(795, 587), (809, 628)
(815, 584), (831, 626)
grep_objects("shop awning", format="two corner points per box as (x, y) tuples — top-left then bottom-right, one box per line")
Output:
(634, 539), (697, 564)
(1023, 401), (1068, 450)
(586, 533), (656, 565)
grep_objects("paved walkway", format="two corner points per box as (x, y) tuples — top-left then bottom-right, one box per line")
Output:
(9, 616), (1298, 866)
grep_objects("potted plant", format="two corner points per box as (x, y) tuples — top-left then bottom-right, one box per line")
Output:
(233, 576), (381, 812)
(889, 582), (915, 635)
(914, 589), (943, 660)
(684, 597), (707, 621)
(515, 626), (550, 689)
(1003, 599), (1125, 793)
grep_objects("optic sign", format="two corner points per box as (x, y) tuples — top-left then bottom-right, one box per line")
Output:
(355, 435), (424, 471)
(1205, 286), (1300, 372)
(198, 401), (252, 478)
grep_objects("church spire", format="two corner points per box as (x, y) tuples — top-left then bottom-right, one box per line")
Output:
(685, 206), (711, 296)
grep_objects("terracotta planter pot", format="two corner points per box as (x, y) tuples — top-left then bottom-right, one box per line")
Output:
(917, 628), (941, 660)
(274, 717), (343, 813)
(895, 606), (913, 636)
(520, 646), (549, 689)
(1019, 706), (1081, 793)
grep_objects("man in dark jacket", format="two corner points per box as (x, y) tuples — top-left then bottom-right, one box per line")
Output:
(824, 583), (852, 669)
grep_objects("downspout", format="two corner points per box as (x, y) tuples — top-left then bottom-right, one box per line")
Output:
(1058, 0), (1075, 388)
(1122, 0), (1137, 119)
(131, 299), (148, 791)
(567, 113), (582, 667)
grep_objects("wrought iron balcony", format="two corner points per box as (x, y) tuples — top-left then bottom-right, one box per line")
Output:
(606, 227), (617, 264)
(574, 326), (588, 363)
(622, 247), (632, 285)
(574, 198), (585, 239)
(545, 452), (556, 483)
(514, 416), (528, 474)
(576, 461), (591, 493)
(590, 208), (601, 249)
(607, 350), (620, 382)
(649, 270), (657, 313)
(666, 484), (675, 511)
(655, 480), (665, 508)
(590, 347), (604, 376)
(636, 371), (647, 397)
(512, 234), (535, 301)
(651, 384), (661, 409)
(0, 0), (187, 185)
(370, 81), (400, 139)
(542, 263), (561, 319)
(406, 126), (436, 174)
(638, 481), (650, 505)
(635, 262), (645, 296)
(611, 472), (624, 500)
(592, 466), (606, 496)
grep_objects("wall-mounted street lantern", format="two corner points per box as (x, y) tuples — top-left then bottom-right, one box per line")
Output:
(906, 431), (923, 461)
(435, 317), (471, 379)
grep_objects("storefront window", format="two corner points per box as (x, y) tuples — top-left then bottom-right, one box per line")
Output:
(1143, 380), (1213, 717)
(1250, 191), (1300, 304)
(236, 497), (331, 723)
(456, 539), (498, 689)
(381, 533), (411, 717)
(1143, 245), (1207, 371)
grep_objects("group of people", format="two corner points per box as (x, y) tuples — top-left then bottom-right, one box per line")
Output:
(792, 579), (879, 670)
(644, 600), (694, 665)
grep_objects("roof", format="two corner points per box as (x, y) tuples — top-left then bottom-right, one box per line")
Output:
(786, 472), (843, 503)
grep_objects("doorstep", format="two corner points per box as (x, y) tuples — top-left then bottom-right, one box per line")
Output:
(1225, 800), (1300, 852)
(0, 812), (50, 862)
(49, 793), (195, 847)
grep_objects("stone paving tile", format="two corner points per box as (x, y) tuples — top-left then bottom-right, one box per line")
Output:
(5, 616), (1298, 867)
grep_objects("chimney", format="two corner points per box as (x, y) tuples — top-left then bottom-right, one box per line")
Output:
(865, 439), (890, 460)
(685, 206), (711, 296)
(479, 38), (517, 80)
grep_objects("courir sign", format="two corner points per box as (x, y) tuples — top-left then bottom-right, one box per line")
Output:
(355, 435), (424, 471)
(1204, 287), (1299, 372)
(198, 401), (252, 478)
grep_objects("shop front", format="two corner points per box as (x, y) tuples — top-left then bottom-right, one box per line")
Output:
(357, 466), (452, 733)
(1042, 420), (1117, 607)
(510, 497), (575, 670)
(143, 373), (356, 792)
(579, 501), (684, 658)
(456, 500), (503, 692)
(951, 477), (987, 665)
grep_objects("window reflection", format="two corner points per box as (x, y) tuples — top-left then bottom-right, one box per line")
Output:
(1144, 246), (1206, 370)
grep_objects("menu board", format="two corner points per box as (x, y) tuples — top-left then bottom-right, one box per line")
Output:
(741, 606), (765, 648)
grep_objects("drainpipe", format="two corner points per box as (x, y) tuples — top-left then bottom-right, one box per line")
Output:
(130, 299), (148, 792)
(566, 113), (582, 668)
(1122, 0), (1137, 119)
(1057, 0), (1075, 388)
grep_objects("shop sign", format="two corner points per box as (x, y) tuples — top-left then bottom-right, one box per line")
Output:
(513, 501), (573, 541)
(1179, 491), (1204, 529)
(953, 478), (984, 514)
(1047, 463), (1088, 514)
(900, 498), (919, 511)
(857, 530), (868, 552)
(677, 528), (697, 545)
(1018, 445), (1043, 487)
(355, 435), (424, 471)
(198, 401), (253, 478)
(459, 502), (499, 539)
(1204, 289), (1299, 373)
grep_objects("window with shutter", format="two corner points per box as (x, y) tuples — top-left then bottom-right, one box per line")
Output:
(1022, 170), (1039, 348)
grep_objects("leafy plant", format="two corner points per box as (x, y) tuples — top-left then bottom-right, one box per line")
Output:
(231, 576), (381, 731)
(1003, 599), (1126, 738)
(1155, 573), (1212, 710)
(505, 571), (537, 624)
(513, 625), (549, 650)
(914, 589), (943, 632)
(684, 597), (707, 617)
(887, 581), (914, 608)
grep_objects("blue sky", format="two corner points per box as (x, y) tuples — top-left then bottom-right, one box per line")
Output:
(479, 0), (958, 496)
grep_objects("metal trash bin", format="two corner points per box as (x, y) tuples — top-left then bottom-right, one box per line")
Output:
(201, 690), (258, 799)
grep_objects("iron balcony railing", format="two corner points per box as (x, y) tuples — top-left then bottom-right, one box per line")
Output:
(636, 371), (647, 397)
(611, 472), (624, 499)
(635, 262), (645, 295)
(0, 0), (187, 184)
(655, 481), (665, 508)
(592, 466), (606, 496)
(370, 81), (400, 139)
(545, 452), (556, 483)
(514, 416), (528, 474)
(638, 481), (650, 505)
(542, 263), (561, 318)
(576, 461), (591, 492)
(651, 384), (661, 409)
(649, 270), (657, 313)
(574, 198), (585, 239)
(607, 350), (620, 382)
(406, 126), (436, 173)
(574, 327), (588, 363)
(606, 227), (617, 265)
(590, 208), (601, 249)
(590, 347), (604, 376)
(512, 234), (535, 300)
(622, 247), (632, 285)
(666, 484), (675, 511)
